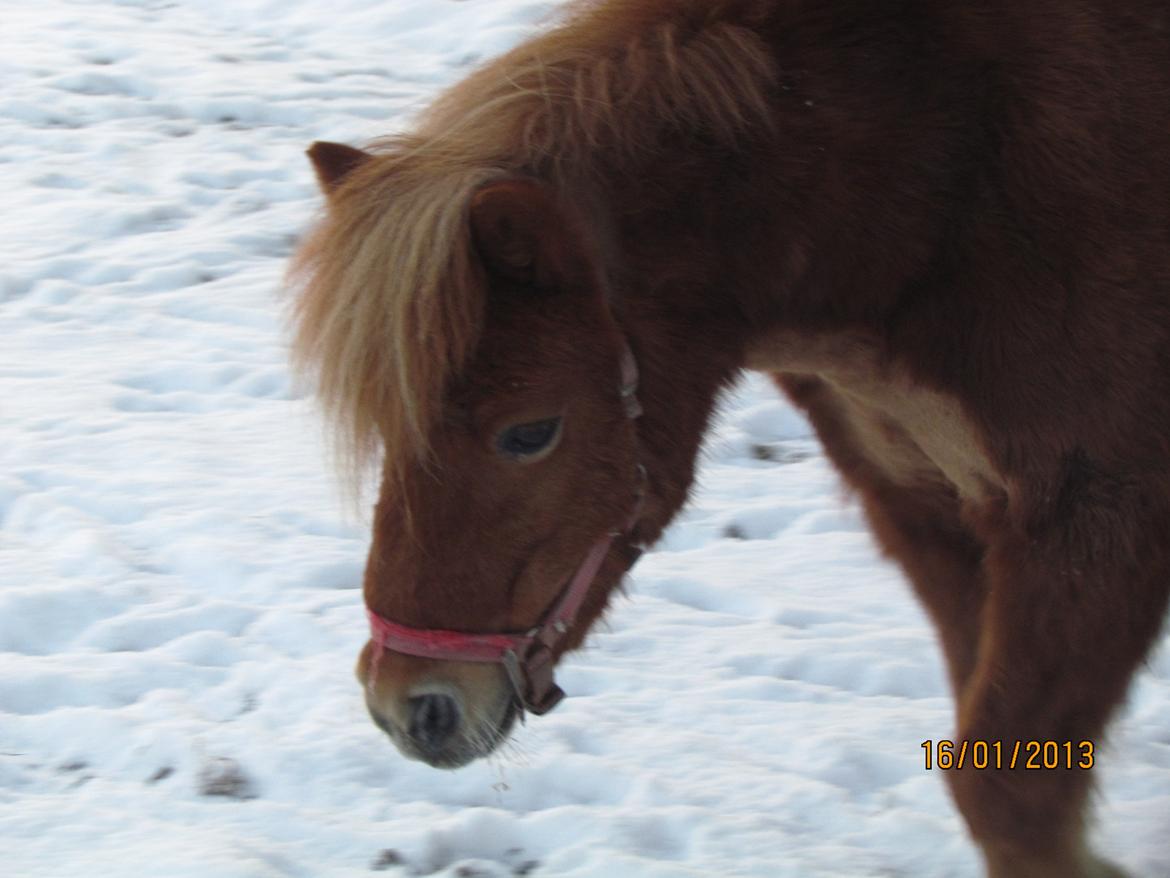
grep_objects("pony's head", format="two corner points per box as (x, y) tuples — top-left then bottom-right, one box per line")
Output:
(293, 142), (650, 768)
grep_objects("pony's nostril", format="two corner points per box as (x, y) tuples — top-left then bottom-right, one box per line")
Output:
(407, 693), (460, 750)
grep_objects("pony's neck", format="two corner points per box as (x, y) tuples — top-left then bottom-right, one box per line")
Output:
(540, 1), (971, 536)
(415, 2), (779, 185)
(404, 0), (970, 538)
(422, 0), (964, 332)
(601, 7), (970, 336)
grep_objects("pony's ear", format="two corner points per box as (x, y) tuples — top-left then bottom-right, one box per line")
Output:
(469, 179), (585, 287)
(307, 141), (372, 194)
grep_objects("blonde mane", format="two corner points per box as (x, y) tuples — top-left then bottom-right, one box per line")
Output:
(289, 1), (777, 496)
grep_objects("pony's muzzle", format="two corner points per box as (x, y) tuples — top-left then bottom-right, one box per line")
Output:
(359, 645), (519, 768)
(366, 682), (477, 768)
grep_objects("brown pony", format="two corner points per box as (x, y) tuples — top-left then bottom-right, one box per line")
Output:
(290, 1), (1170, 875)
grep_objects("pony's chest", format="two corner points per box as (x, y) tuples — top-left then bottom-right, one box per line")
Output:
(824, 373), (1001, 503)
(746, 329), (1005, 504)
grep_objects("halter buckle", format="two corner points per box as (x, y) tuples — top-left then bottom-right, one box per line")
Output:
(503, 644), (566, 717)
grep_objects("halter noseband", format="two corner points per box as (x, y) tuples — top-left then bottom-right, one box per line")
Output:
(366, 341), (646, 717)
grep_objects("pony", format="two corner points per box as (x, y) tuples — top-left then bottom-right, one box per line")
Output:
(289, 1), (1170, 875)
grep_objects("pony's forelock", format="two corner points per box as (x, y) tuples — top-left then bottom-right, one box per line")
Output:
(289, 157), (505, 500)
(289, 4), (777, 500)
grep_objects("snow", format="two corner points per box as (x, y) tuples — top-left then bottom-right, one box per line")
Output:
(2, 1), (1168, 876)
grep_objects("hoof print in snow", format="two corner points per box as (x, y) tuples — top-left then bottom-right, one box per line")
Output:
(504, 850), (538, 876)
(197, 757), (256, 800)
(722, 523), (748, 540)
(59, 760), (93, 788)
(749, 443), (778, 461)
(751, 442), (812, 464)
(371, 849), (405, 871)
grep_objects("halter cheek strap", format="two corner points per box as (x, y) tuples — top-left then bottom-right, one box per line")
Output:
(366, 340), (646, 716)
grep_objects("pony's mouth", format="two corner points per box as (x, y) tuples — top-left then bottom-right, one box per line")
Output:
(368, 685), (521, 770)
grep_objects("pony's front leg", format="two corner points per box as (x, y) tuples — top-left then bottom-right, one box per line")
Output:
(947, 484), (1170, 878)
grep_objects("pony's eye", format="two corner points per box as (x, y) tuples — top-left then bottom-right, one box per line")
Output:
(496, 417), (562, 459)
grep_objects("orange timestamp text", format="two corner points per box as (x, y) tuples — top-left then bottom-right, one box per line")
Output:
(921, 739), (1095, 770)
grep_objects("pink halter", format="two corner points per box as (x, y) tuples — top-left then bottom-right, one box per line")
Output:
(366, 342), (646, 716)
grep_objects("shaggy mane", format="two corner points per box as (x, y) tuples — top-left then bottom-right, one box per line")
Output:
(289, 1), (777, 496)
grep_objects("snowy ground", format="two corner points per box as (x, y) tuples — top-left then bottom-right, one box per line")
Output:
(2, 2), (1169, 876)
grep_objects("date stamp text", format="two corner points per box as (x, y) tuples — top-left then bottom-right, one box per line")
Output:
(921, 739), (1095, 770)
